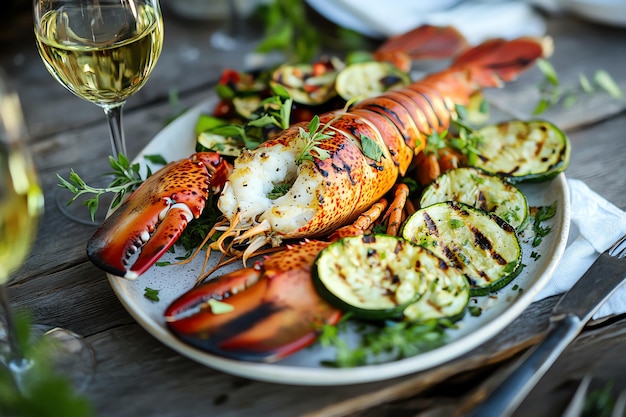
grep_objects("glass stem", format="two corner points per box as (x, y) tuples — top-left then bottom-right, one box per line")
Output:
(0, 284), (32, 389)
(104, 104), (127, 160)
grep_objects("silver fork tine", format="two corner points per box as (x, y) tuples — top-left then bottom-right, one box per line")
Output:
(562, 375), (592, 417)
(611, 389), (626, 417)
(608, 234), (626, 258)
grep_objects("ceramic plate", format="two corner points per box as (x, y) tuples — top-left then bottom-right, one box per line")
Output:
(108, 95), (571, 385)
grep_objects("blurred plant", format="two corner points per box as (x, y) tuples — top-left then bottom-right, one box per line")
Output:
(534, 59), (623, 114)
(0, 312), (94, 417)
(582, 380), (617, 417)
(255, 0), (371, 63)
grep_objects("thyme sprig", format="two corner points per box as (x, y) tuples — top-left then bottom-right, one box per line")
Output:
(56, 154), (163, 222)
(295, 115), (333, 165)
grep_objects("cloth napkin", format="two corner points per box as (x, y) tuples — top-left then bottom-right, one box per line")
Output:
(534, 179), (626, 319)
(309, 0), (547, 44)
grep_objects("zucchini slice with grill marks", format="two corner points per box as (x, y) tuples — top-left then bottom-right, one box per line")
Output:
(335, 61), (410, 102)
(419, 167), (530, 230)
(471, 120), (570, 183)
(312, 234), (469, 321)
(402, 201), (523, 296)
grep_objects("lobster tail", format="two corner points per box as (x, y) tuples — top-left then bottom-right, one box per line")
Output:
(375, 25), (469, 64)
(450, 36), (553, 88)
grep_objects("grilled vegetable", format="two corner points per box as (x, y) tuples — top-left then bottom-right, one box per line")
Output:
(269, 59), (343, 105)
(402, 201), (523, 296)
(419, 167), (529, 230)
(335, 61), (411, 101)
(312, 234), (470, 321)
(472, 120), (570, 183)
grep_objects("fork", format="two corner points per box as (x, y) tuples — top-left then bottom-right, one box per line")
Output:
(461, 233), (626, 417)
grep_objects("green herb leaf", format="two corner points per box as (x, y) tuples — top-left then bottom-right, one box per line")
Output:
(319, 317), (449, 367)
(295, 115), (334, 165)
(531, 202), (557, 247)
(208, 299), (235, 314)
(537, 58), (559, 86)
(144, 287), (160, 302)
(594, 69), (623, 99)
(360, 134), (383, 162)
(267, 183), (291, 200)
(56, 154), (147, 222)
(143, 154), (167, 165)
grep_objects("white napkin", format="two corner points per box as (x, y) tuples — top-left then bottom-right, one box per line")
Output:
(534, 179), (626, 319)
(308, 0), (547, 44)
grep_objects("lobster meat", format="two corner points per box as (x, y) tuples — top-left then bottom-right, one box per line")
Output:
(87, 27), (551, 279)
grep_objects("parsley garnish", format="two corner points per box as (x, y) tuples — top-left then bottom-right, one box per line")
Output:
(318, 317), (450, 367)
(143, 287), (160, 302)
(267, 183), (291, 200)
(531, 202), (557, 247)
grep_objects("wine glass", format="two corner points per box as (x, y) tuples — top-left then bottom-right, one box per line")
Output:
(210, 0), (247, 51)
(0, 70), (95, 395)
(33, 0), (164, 225)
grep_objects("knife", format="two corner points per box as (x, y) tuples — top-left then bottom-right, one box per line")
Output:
(462, 233), (626, 417)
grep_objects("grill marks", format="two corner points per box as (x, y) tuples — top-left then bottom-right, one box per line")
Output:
(405, 201), (521, 293)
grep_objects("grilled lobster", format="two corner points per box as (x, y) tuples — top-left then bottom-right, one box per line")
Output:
(87, 27), (551, 279)
(164, 195), (391, 362)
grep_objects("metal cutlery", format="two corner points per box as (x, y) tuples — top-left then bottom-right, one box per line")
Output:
(462, 233), (626, 417)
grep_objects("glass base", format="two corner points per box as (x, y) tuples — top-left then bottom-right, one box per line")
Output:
(42, 327), (96, 393)
(0, 324), (96, 395)
(55, 180), (114, 226)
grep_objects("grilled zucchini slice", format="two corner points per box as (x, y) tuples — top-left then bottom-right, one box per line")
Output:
(419, 167), (529, 230)
(335, 61), (410, 101)
(402, 201), (523, 296)
(472, 120), (570, 183)
(312, 234), (469, 321)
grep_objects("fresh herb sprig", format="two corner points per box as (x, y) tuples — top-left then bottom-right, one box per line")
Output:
(57, 154), (164, 222)
(531, 202), (557, 247)
(295, 115), (333, 165)
(198, 85), (293, 151)
(533, 59), (623, 114)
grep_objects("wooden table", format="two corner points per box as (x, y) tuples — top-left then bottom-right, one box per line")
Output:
(2, 5), (626, 417)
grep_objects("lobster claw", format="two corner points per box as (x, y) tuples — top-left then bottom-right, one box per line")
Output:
(164, 240), (342, 362)
(86, 152), (232, 280)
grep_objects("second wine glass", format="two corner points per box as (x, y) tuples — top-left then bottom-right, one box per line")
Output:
(33, 0), (164, 224)
(0, 69), (95, 403)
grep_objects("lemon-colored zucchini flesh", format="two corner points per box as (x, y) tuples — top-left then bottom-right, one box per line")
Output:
(473, 120), (570, 183)
(419, 167), (529, 230)
(402, 202), (523, 296)
(312, 234), (469, 321)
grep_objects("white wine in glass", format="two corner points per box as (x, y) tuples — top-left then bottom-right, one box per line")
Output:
(33, 0), (164, 224)
(0, 70), (94, 394)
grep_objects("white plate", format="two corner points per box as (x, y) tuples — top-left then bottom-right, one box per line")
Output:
(108, 95), (571, 385)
